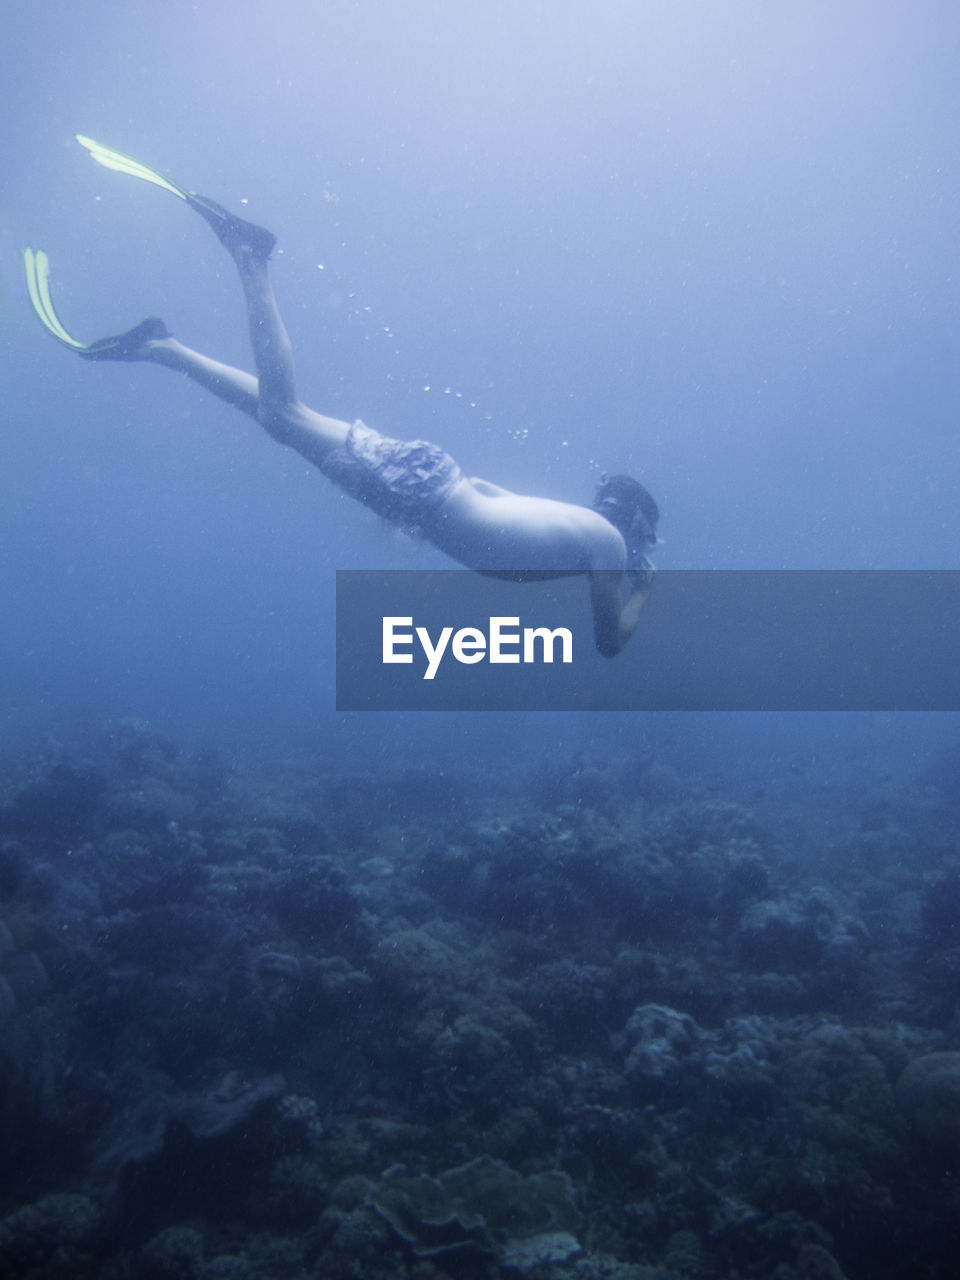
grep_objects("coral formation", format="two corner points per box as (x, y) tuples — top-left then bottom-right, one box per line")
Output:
(0, 721), (958, 1277)
(369, 1155), (579, 1263)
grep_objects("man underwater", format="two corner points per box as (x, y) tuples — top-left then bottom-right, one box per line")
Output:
(24, 137), (659, 656)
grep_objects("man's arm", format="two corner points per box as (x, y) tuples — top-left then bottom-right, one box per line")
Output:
(589, 567), (655, 657)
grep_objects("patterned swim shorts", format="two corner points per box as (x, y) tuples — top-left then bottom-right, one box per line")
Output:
(323, 421), (464, 529)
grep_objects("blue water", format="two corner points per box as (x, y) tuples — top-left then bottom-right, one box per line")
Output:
(3, 6), (960, 1274)
(2, 0), (957, 758)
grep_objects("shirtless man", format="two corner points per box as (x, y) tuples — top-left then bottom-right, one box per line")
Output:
(24, 137), (659, 656)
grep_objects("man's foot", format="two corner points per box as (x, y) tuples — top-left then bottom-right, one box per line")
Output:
(186, 193), (277, 260)
(79, 317), (171, 361)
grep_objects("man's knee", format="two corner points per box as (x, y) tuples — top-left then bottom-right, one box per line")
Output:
(258, 403), (298, 444)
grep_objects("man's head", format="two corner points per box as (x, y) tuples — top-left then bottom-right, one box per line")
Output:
(593, 473), (660, 562)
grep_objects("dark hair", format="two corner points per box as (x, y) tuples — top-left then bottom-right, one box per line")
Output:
(592, 473), (660, 562)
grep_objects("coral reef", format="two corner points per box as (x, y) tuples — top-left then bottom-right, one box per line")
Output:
(0, 721), (958, 1278)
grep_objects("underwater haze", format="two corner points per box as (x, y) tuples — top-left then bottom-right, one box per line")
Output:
(2, 2), (960, 1278)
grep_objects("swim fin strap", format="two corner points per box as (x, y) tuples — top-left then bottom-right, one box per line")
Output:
(22, 247), (86, 349)
(75, 134), (189, 201)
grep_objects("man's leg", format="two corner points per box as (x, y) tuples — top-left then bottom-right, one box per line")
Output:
(233, 246), (299, 422)
(135, 332), (350, 468)
(182, 197), (298, 422)
(140, 337), (261, 419)
(185, 198), (350, 465)
(54, 195), (351, 466)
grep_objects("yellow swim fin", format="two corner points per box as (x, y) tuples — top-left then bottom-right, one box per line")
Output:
(23, 247), (170, 359)
(22, 247), (86, 349)
(75, 134), (188, 201)
(74, 134), (277, 259)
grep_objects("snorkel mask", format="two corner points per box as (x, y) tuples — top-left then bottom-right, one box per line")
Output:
(593, 473), (660, 565)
